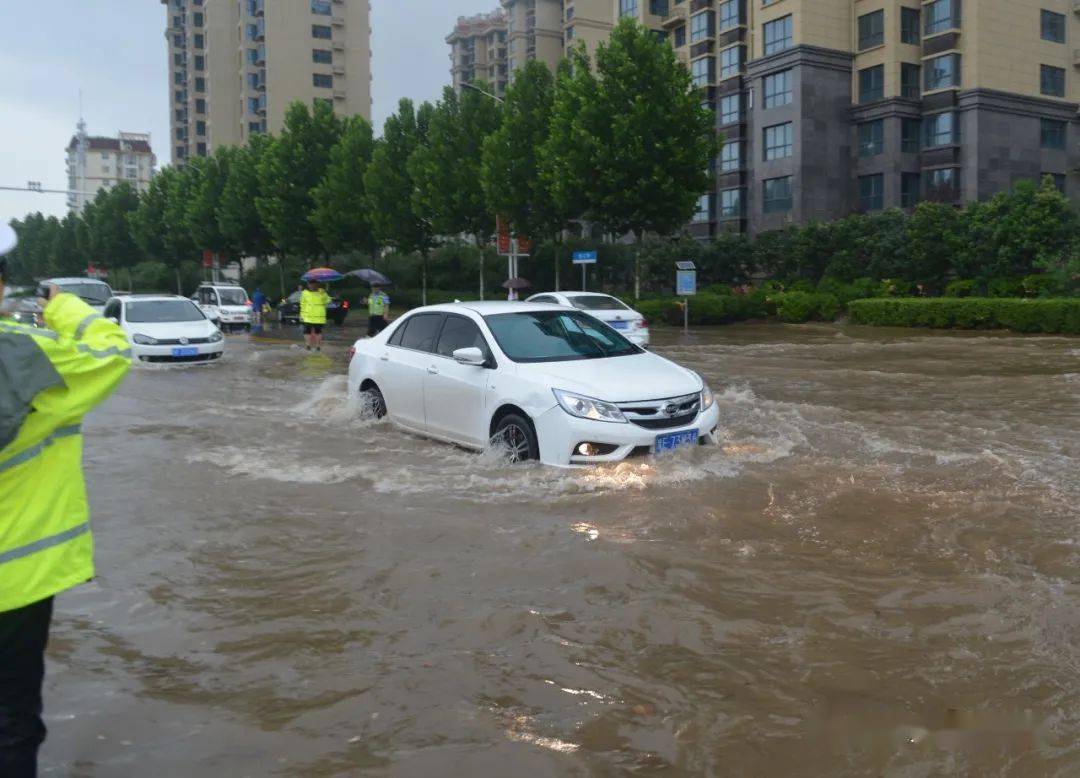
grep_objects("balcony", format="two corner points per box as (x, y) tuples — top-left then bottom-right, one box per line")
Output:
(332, 64), (345, 76)
(331, 40), (345, 51)
(690, 0), (711, 11)
(331, 15), (345, 26)
(333, 89), (347, 100)
(1074, 48), (1080, 66)
(662, 3), (688, 28)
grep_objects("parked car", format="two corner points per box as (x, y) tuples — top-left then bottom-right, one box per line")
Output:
(347, 302), (717, 466)
(277, 290), (350, 326)
(104, 294), (224, 364)
(1, 286), (41, 327)
(525, 291), (650, 346)
(194, 283), (252, 331)
(42, 277), (114, 313)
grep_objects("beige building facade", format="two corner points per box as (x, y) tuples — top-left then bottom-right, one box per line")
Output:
(162, 0), (372, 166)
(447, 11), (510, 98)
(66, 127), (156, 214)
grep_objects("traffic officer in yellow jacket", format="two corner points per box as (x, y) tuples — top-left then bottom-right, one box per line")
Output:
(0, 223), (131, 777)
(299, 280), (330, 352)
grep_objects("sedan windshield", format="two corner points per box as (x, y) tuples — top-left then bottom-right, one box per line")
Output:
(217, 288), (249, 306)
(568, 295), (629, 311)
(484, 310), (640, 363)
(58, 283), (111, 305)
(126, 300), (206, 323)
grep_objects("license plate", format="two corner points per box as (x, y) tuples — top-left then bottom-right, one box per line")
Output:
(610, 320), (629, 330)
(172, 347), (199, 357)
(655, 429), (698, 453)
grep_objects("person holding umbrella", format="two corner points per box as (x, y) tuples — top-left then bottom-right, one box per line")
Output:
(366, 285), (391, 337)
(300, 280), (331, 351)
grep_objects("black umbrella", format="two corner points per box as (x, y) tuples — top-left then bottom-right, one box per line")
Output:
(345, 268), (393, 286)
(502, 277), (532, 290)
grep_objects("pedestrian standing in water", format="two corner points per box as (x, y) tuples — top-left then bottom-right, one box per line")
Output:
(251, 287), (267, 326)
(300, 280), (330, 351)
(366, 285), (390, 337)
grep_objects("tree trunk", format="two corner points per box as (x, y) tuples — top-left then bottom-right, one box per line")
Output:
(553, 237), (560, 292)
(474, 235), (485, 301)
(175, 266), (183, 296)
(421, 250), (429, 307)
(634, 233), (642, 301)
(276, 256), (284, 298)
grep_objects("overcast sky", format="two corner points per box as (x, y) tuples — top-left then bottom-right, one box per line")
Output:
(0, 0), (494, 225)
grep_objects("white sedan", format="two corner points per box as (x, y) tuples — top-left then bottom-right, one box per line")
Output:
(525, 291), (650, 346)
(103, 294), (225, 364)
(347, 302), (718, 466)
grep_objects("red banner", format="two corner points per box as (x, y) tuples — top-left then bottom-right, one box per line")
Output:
(496, 216), (511, 254)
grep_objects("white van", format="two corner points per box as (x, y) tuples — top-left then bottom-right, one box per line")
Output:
(195, 283), (252, 331)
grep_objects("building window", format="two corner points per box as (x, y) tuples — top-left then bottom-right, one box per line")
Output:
(859, 174), (884, 211)
(927, 168), (958, 199)
(925, 0), (958, 35)
(174, 71), (183, 85)
(313, 48), (332, 64)
(674, 24), (686, 47)
(246, 23), (258, 40)
(718, 0), (741, 31)
(901, 172), (921, 207)
(763, 122), (793, 160)
(924, 111), (958, 147)
(719, 188), (743, 217)
(858, 65), (884, 103)
(619, 0), (638, 18)
(194, 33), (204, 49)
(196, 120), (206, 136)
(690, 11), (714, 42)
(312, 24), (332, 39)
(901, 7), (920, 44)
(763, 15), (792, 55)
(194, 55), (205, 71)
(194, 77), (205, 92)
(248, 97), (260, 114)
(195, 98), (206, 114)
(197, 142), (207, 156)
(248, 121), (263, 134)
(193, 11), (203, 26)
(719, 93), (741, 124)
(1041, 118), (1067, 149)
(1042, 173), (1066, 192)
(566, 25), (575, 39)
(763, 69), (793, 108)
(692, 194), (712, 222)
(901, 118), (921, 153)
(247, 72), (260, 89)
(1041, 65), (1066, 97)
(313, 73), (333, 88)
(720, 141), (742, 172)
(901, 63), (921, 100)
(173, 53), (183, 66)
(763, 176), (793, 213)
(719, 46), (744, 79)
(858, 120), (884, 157)
(858, 10), (884, 50)
(311, 0), (332, 14)
(924, 54), (960, 91)
(1041, 10), (1065, 43)
(691, 57), (714, 87)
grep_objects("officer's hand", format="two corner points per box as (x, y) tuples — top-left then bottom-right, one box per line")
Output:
(36, 284), (59, 308)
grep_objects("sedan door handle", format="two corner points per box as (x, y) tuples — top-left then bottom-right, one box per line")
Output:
(427, 365), (439, 375)
(380, 354), (390, 362)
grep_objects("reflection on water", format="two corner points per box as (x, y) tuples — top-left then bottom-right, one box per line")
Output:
(45, 323), (1080, 776)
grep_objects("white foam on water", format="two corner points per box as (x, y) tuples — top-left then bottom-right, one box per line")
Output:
(187, 446), (370, 484)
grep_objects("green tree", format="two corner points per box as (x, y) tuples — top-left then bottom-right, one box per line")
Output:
(548, 22), (715, 298)
(47, 213), (89, 278)
(310, 115), (377, 256)
(365, 98), (436, 303)
(483, 61), (566, 289)
(85, 183), (144, 273)
(218, 134), (275, 262)
(410, 84), (501, 298)
(904, 202), (966, 292)
(257, 101), (341, 260)
(186, 147), (235, 258)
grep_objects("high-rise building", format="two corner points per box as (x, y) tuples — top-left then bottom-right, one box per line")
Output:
(503, 0), (566, 74)
(65, 122), (156, 214)
(447, 11), (510, 99)
(652, 0), (1079, 236)
(564, 0), (615, 58)
(162, 0), (372, 166)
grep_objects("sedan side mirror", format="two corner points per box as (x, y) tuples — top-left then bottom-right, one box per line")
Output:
(452, 347), (487, 367)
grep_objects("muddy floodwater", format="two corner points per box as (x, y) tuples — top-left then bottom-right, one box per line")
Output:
(42, 323), (1079, 776)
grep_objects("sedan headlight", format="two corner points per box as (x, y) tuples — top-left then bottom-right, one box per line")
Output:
(553, 389), (627, 424)
(132, 334), (159, 345)
(701, 383), (715, 411)
(208, 330), (224, 343)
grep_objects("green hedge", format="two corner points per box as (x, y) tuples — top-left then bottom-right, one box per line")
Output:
(637, 293), (770, 325)
(847, 298), (1080, 334)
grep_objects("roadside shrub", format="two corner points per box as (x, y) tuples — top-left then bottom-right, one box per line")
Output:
(636, 293), (769, 326)
(1021, 273), (1062, 298)
(878, 278), (915, 297)
(987, 277), (1024, 298)
(774, 291), (842, 323)
(945, 279), (977, 298)
(847, 298), (1080, 334)
(702, 284), (733, 296)
(817, 277), (877, 306)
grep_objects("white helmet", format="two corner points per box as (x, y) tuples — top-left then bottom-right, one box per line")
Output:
(0, 223), (16, 258)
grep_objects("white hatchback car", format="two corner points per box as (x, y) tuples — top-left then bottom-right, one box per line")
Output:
(104, 294), (225, 364)
(525, 291), (650, 346)
(347, 302), (718, 466)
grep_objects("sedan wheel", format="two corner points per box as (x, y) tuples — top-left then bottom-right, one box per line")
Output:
(362, 385), (387, 420)
(494, 413), (539, 463)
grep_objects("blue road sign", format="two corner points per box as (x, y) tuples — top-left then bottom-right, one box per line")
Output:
(572, 250), (598, 264)
(676, 269), (697, 296)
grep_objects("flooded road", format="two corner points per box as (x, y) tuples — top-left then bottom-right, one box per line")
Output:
(43, 323), (1079, 776)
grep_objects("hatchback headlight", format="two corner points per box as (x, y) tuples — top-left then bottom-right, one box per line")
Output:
(553, 389), (627, 424)
(701, 383), (714, 411)
(208, 330), (224, 343)
(132, 334), (158, 345)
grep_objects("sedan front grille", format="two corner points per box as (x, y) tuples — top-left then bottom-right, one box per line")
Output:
(617, 393), (701, 430)
(152, 337), (214, 345)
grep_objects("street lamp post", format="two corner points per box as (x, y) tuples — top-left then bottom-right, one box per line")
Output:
(460, 81), (505, 104)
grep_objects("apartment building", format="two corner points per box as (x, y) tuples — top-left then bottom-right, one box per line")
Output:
(65, 124), (156, 214)
(162, 0), (372, 166)
(652, 0), (1079, 237)
(447, 11), (510, 98)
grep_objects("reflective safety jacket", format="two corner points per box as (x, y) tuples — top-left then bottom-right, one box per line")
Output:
(368, 292), (389, 317)
(300, 289), (330, 325)
(0, 294), (131, 613)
